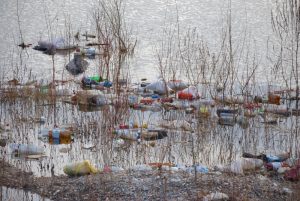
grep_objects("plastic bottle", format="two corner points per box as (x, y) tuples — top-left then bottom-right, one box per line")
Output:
(140, 98), (154, 105)
(151, 94), (160, 99)
(178, 91), (194, 100)
(259, 152), (290, 162)
(99, 80), (112, 88)
(39, 128), (51, 137)
(216, 109), (237, 117)
(115, 129), (129, 136)
(51, 137), (60, 145)
(186, 165), (209, 173)
(40, 116), (46, 123)
(49, 130), (73, 145)
(268, 93), (280, 105)
(40, 127), (73, 144)
(265, 161), (289, 170)
(128, 121), (135, 129)
(40, 85), (49, 94)
(119, 124), (129, 129)
(90, 75), (103, 82)
(218, 116), (235, 126)
(159, 97), (173, 103)
(10, 144), (45, 155)
(86, 47), (96, 55)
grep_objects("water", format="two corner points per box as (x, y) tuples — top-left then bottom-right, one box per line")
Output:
(1, 186), (51, 201)
(0, 97), (298, 177)
(0, 0), (273, 82)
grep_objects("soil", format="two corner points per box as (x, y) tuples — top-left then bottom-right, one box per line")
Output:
(0, 161), (299, 201)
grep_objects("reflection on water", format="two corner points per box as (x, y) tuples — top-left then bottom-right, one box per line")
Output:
(1, 186), (50, 201)
(0, 97), (299, 177)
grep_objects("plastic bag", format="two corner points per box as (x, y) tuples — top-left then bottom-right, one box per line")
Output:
(203, 192), (229, 201)
(145, 79), (169, 95)
(52, 37), (65, 49)
(63, 160), (98, 176)
(66, 53), (89, 75)
(178, 86), (200, 100)
(167, 80), (188, 91)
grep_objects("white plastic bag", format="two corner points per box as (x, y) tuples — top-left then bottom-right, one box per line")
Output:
(167, 80), (188, 91)
(145, 79), (169, 94)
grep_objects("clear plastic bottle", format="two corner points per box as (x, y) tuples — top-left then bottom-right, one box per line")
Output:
(10, 144), (44, 155)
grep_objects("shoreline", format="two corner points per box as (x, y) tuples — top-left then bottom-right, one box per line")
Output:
(1, 161), (299, 201)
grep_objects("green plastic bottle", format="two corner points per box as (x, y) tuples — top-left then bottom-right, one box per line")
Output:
(90, 75), (103, 82)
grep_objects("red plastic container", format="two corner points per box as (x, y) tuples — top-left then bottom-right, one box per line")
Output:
(140, 98), (154, 105)
(119, 124), (129, 129)
(178, 92), (194, 100)
(159, 97), (173, 103)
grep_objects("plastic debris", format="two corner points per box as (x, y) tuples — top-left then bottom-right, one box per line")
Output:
(215, 158), (263, 174)
(66, 53), (89, 75)
(202, 192), (229, 201)
(33, 38), (76, 55)
(73, 90), (109, 106)
(167, 80), (188, 91)
(131, 164), (152, 171)
(63, 160), (99, 176)
(114, 128), (167, 141)
(145, 79), (170, 95)
(9, 144), (45, 155)
(186, 165), (209, 174)
(265, 162), (290, 171)
(178, 86), (200, 100)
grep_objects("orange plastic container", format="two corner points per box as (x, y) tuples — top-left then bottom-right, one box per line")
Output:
(268, 94), (280, 105)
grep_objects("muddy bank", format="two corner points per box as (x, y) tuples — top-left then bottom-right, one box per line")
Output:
(1, 161), (299, 201)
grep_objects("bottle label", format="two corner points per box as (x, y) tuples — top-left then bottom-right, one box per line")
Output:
(52, 128), (60, 139)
